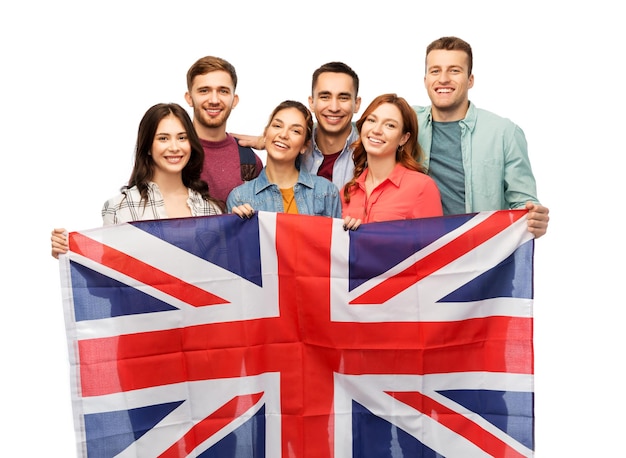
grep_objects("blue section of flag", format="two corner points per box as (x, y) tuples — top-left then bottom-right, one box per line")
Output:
(352, 401), (442, 457)
(70, 261), (177, 321)
(348, 214), (476, 291)
(440, 240), (534, 302)
(132, 214), (263, 286)
(440, 389), (534, 450)
(199, 406), (267, 458)
(85, 401), (183, 457)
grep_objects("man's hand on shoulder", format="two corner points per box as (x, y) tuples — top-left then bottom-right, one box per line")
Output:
(232, 133), (265, 150)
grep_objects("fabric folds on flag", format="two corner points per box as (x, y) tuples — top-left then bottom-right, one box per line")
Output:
(58, 210), (535, 457)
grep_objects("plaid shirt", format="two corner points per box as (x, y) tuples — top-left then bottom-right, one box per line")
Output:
(101, 182), (222, 225)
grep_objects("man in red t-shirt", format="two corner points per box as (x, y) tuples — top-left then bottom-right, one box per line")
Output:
(184, 56), (263, 204)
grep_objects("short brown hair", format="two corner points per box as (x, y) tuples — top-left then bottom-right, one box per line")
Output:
(186, 56), (238, 91)
(311, 61), (359, 96)
(426, 36), (473, 75)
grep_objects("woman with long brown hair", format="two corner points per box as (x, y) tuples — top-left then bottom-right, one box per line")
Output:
(51, 103), (223, 258)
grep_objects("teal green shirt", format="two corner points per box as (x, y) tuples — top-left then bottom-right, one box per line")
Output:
(414, 102), (540, 213)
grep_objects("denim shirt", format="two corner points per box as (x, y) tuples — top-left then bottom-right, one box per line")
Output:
(300, 124), (359, 190)
(226, 167), (342, 218)
(414, 102), (540, 212)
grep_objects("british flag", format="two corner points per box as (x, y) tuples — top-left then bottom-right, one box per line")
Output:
(58, 210), (535, 457)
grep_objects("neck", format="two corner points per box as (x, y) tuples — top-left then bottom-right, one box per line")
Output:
(315, 126), (351, 156)
(365, 156), (396, 186)
(151, 171), (187, 194)
(265, 161), (299, 189)
(193, 120), (228, 142)
(431, 101), (469, 123)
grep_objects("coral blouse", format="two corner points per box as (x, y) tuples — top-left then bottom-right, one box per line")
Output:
(341, 163), (443, 223)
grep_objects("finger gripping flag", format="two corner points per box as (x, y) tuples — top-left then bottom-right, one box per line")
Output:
(58, 210), (535, 457)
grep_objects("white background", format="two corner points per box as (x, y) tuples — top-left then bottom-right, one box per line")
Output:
(1, 1), (622, 456)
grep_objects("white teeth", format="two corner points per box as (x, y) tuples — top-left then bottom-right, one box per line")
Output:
(437, 88), (452, 93)
(368, 137), (383, 144)
(274, 142), (288, 149)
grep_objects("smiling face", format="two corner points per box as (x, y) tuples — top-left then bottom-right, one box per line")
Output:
(185, 70), (239, 132)
(264, 107), (309, 165)
(150, 114), (191, 180)
(424, 49), (474, 121)
(308, 72), (361, 139)
(360, 102), (410, 161)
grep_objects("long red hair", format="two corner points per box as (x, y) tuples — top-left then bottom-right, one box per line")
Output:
(343, 93), (425, 203)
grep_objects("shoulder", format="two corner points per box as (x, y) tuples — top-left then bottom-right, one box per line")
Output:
(232, 136), (257, 159)
(412, 104), (431, 118)
(103, 185), (137, 206)
(469, 103), (522, 131)
(229, 179), (254, 196)
(102, 193), (123, 211)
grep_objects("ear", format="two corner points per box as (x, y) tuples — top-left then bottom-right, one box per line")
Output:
(232, 94), (240, 109)
(468, 73), (475, 89)
(184, 92), (193, 108)
(308, 95), (314, 112)
(354, 96), (362, 113)
(400, 132), (410, 147)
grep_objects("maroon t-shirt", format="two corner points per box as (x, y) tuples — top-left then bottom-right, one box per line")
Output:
(316, 151), (341, 181)
(199, 135), (262, 203)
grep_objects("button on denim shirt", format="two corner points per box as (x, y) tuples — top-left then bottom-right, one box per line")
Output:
(226, 167), (342, 218)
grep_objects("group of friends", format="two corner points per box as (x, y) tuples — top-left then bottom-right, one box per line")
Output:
(51, 36), (549, 258)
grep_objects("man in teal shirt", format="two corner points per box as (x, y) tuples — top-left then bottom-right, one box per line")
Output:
(414, 36), (549, 238)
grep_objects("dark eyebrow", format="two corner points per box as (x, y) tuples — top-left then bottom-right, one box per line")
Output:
(316, 90), (352, 98)
(197, 85), (231, 91)
(274, 117), (304, 130)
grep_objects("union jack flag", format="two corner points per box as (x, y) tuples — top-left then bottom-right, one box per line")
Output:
(58, 210), (535, 457)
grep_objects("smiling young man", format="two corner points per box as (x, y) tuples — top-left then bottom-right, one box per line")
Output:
(300, 62), (362, 190)
(184, 56), (263, 204)
(413, 36), (549, 238)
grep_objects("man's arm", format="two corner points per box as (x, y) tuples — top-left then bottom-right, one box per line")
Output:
(232, 133), (265, 150)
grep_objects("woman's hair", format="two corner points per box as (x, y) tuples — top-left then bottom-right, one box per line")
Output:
(127, 102), (223, 210)
(343, 94), (425, 203)
(264, 100), (314, 168)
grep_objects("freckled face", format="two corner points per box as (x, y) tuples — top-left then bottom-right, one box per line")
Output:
(360, 103), (409, 160)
